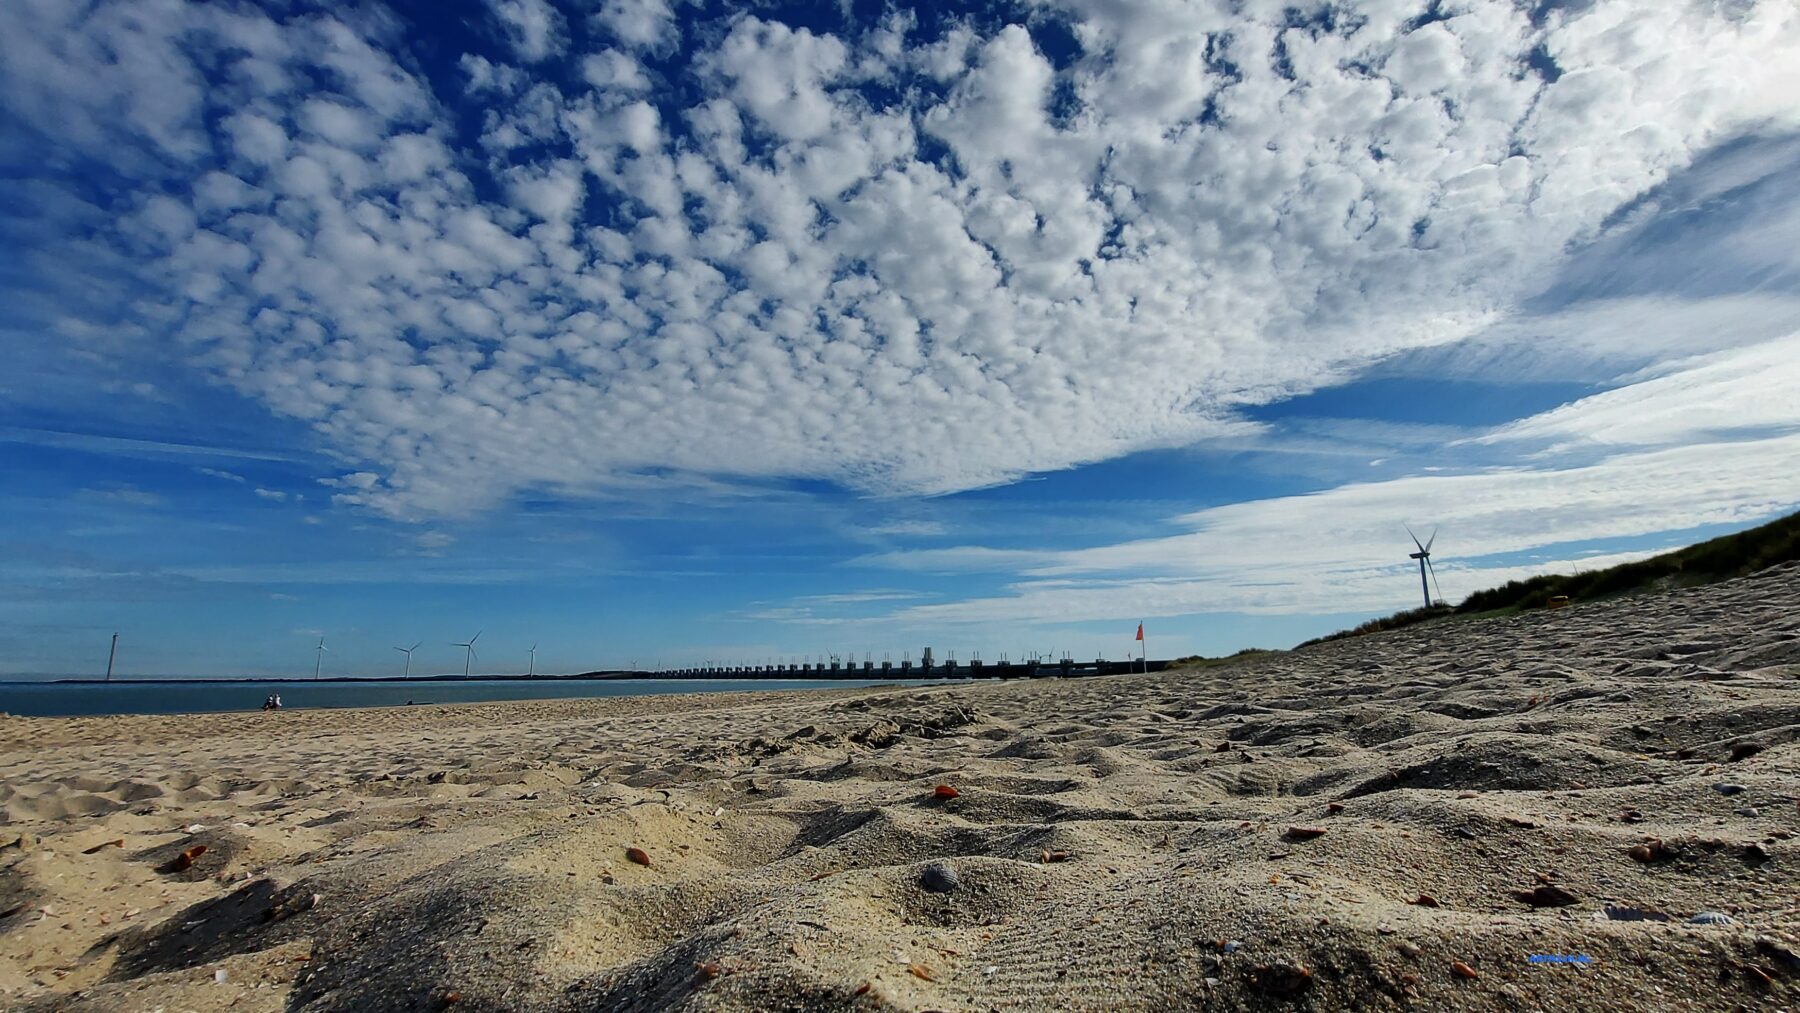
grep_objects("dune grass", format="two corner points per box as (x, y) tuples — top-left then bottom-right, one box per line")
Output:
(1296, 509), (1800, 648)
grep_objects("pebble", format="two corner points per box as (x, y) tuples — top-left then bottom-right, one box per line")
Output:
(1221, 940), (1243, 955)
(214, 969), (229, 984)
(1711, 783), (1746, 795)
(1688, 912), (1734, 925)
(1736, 807), (1761, 818)
(1397, 942), (1423, 959)
(919, 862), (959, 894)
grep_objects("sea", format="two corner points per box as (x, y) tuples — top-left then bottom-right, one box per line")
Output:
(0, 678), (938, 718)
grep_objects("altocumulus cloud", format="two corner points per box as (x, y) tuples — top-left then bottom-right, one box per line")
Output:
(4, 0), (1798, 518)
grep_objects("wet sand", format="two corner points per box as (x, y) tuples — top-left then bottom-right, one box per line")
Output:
(2, 564), (1797, 1011)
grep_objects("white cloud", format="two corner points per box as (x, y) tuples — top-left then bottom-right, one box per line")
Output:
(484, 0), (567, 62)
(591, 0), (678, 53)
(1480, 332), (1800, 451)
(872, 430), (1800, 623)
(2, 0), (1798, 523)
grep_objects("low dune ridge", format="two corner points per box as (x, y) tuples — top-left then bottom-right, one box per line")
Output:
(2, 565), (1798, 1011)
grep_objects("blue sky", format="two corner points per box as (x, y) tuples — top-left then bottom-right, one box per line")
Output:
(3, 0), (1798, 678)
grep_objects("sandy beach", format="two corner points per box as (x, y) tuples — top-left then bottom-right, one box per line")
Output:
(3, 566), (1797, 1011)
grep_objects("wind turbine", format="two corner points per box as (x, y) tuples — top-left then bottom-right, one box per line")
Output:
(394, 641), (421, 677)
(1406, 526), (1445, 608)
(527, 642), (537, 677)
(313, 636), (328, 681)
(452, 630), (481, 678)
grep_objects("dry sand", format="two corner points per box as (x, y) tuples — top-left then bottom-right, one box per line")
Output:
(3, 565), (1798, 1012)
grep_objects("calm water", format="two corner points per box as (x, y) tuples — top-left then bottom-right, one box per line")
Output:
(0, 678), (936, 718)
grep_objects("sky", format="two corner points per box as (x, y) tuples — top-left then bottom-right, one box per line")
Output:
(2, 0), (1798, 679)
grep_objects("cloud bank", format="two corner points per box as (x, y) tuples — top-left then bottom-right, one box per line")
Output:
(5, 0), (1797, 518)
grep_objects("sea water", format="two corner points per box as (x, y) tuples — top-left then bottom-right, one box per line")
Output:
(0, 678), (938, 718)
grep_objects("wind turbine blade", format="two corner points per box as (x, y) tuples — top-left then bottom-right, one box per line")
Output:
(470, 630), (482, 645)
(1426, 556), (1445, 604)
(410, 641), (421, 651)
(1404, 525), (1424, 553)
(1425, 527), (1438, 553)
(394, 646), (406, 654)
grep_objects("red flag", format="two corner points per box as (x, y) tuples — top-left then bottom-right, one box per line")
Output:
(1135, 622), (1144, 641)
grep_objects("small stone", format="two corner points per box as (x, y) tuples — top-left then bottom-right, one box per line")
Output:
(1711, 782), (1746, 796)
(1285, 826), (1327, 841)
(1736, 807), (1761, 818)
(919, 862), (960, 894)
(1688, 911), (1734, 925)
(1221, 940), (1243, 955)
(1397, 942), (1423, 959)
(1451, 960), (1479, 980)
(214, 969), (229, 984)
(625, 847), (651, 866)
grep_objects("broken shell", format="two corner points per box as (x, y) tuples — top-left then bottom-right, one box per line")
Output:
(1409, 894), (1441, 908)
(932, 784), (960, 800)
(625, 847), (651, 866)
(909, 962), (938, 982)
(1040, 849), (1071, 863)
(1286, 826), (1327, 841)
(1451, 960), (1479, 980)
(697, 962), (722, 979)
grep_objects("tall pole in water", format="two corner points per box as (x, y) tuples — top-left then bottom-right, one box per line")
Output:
(105, 633), (118, 682)
(1418, 557), (1430, 609)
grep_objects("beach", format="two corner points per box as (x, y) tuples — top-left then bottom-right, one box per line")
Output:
(3, 565), (1797, 1011)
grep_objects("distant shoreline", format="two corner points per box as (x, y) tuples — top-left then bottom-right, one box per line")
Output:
(11, 660), (1171, 685)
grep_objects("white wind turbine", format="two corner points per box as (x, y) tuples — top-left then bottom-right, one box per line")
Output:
(527, 642), (538, 677)
(313, 636), (328, 681)
(394, 641), (421, 677)
(1405, 526), (1445, 609)
(452, 630), (481, 678)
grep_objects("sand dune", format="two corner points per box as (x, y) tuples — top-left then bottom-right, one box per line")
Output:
(3, 565), (1798, 1010)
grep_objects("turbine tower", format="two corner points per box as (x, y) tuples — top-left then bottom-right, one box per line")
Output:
(1406, 526), (1444, 608)
(313, 636), (329, 681)
(452, 630), (481, 678)
(394, 641), (421, 677)
(527, 642), (538, 677)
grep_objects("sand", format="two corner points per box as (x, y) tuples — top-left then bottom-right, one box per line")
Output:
(2, 565), (1798, 1012)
